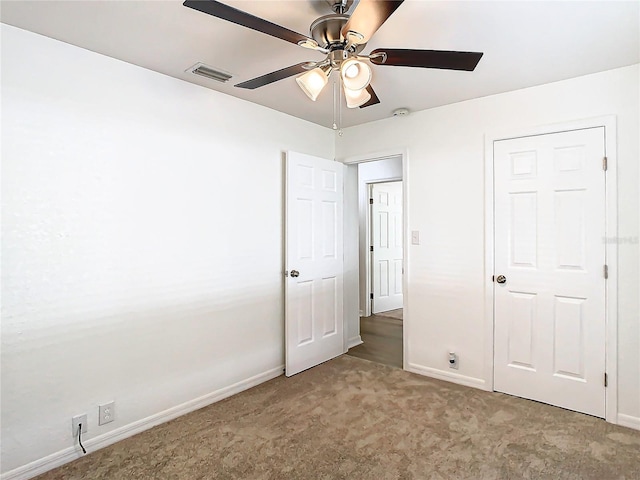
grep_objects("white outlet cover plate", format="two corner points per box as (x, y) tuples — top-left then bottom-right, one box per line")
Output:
(72, 414), (87, 435)
(99, 401), (115, 425)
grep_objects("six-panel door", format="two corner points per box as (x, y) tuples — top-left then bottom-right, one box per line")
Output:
(493, 127), (606, 417)
(371, 181), (403, 313)
(285, 151), (344, 377)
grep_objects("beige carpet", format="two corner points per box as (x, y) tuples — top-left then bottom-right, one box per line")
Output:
(36, 356), (640, 480)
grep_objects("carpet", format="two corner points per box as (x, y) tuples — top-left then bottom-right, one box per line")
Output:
(35, 355), (640, 480)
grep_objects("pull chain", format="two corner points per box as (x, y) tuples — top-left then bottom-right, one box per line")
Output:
(338, 82), (343, 137)
(332, 79), (343, 137)
(332, 80), (338, 131)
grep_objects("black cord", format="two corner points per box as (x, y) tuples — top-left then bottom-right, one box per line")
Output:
(78, 423), (87, 454)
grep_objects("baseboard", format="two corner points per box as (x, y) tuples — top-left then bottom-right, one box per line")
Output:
(1, 366), (284, 480)
(617, 413), (640, 431)
(347, 335), (363, 349)
(407, 363), (488, 391)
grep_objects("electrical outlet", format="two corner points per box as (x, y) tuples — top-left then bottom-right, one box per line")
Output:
(99, 401), (115, 425)
(72, 414), (87, 436)
(449, 352), (459, 370)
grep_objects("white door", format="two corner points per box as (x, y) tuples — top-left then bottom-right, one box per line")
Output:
(371, 181), (403, 313)
(493, 127), (606, 417)
(286, 151), (344, 377)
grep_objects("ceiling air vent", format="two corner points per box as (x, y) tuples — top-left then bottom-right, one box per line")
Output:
(186, 63), (233, 83)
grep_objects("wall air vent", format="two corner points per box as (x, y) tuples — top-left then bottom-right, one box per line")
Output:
(186, 63), (233, 83)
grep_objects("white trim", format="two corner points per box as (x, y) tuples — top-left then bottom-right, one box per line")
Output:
(347, 335), (363, 349)
(401, 151), (409, 371)
(339, 148), (406, 165)
(484, 115), (618, 423)
(483, 134), (496, 391)
(602, 116), (618, 424)
(407, 363), (488, 390)
(617, 414), (640, 431)
(1, 366), (284, 480)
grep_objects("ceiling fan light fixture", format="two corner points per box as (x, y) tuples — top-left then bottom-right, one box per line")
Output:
(340, 58), (371, 91)
(295, 66), (330, 101)
(343, 85), (371, 109)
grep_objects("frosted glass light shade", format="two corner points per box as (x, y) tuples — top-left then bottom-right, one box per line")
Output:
(340, 58), (372, 91)
(295, 67), (329, 101)
(344, 86), (371, 108)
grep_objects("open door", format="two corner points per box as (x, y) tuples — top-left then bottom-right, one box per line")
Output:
(285, 151), (344, 376)
(371, 181), (403, 313)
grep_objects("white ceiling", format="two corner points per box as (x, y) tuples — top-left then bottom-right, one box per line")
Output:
(2, 0), (639, 128)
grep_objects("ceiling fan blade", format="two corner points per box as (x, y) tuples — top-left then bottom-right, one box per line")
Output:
(341, 0), (404, 44)
(370, 49), (483, 71)
(183, 0), (314, 47)
(235, 63), (312, 89)
(359, 85), (380, 108)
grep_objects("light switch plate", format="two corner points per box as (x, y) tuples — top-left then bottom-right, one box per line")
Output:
(411, 230), (420, 245)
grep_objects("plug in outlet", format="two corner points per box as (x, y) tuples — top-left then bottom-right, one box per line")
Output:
(72, 414), (87, 436)
(449, 352), (458, 370)
(99, 401), (115, 425)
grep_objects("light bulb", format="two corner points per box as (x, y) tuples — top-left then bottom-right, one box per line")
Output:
(341, 58), (371, 91)
(343, 85), (371, 108)
(344, 63), (360, 79)
(295, 67), (329, 101)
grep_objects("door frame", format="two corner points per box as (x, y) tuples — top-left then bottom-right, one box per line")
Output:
(341, 148), (409, 370)
(484, 116), (618, 423)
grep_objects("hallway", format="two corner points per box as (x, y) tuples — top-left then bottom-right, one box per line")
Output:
(346, 309), (403, 368)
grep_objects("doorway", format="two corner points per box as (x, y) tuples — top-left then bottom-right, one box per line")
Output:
(345, 156), (404, 369)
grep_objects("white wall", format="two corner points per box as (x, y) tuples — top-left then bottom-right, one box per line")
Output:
(337, 64), (640, 422)
(343, 164), (360, 348)
(0, 24), (334, 476)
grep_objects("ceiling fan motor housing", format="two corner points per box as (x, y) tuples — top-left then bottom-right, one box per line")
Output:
(310, 14), (365, 53)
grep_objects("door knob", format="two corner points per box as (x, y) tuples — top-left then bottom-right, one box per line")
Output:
(496, 275), (507, 284)
(290, 270), (300, 278)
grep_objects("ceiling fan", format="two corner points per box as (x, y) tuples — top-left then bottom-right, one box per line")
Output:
(183, 0), (483, 109)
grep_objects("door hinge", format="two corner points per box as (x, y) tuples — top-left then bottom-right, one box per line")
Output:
(370, 246), (374, 252)
(370, 293), (373, 300)
(604, 264), (609, 279)
(369, 198), (373, 204)
(604, 373), (608, 387)
(603, 156), (608, 171)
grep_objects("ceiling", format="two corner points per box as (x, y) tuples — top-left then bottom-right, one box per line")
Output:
(1, 1), (639, 128)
